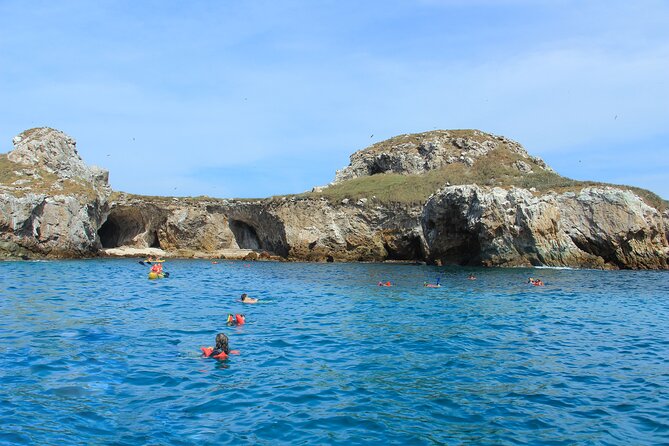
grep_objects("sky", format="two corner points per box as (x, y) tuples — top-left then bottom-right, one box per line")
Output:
(1, 0), (668, 199)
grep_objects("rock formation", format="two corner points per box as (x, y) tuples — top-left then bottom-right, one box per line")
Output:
(422, 185), (668, 269)
(0, 128), (111, 258)
(334, 130), (553, 183)
(1, 127), (667, 269)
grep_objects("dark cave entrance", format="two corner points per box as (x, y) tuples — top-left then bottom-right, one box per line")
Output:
(384, 236), (424, 261)
(369, 163), (386, 175)
(229, 220), (261, 250)
(446, 234), (482, 266)
(424, 212), (483, 266)
(97, 211), (159, 249)
(98, 218), (122, 248)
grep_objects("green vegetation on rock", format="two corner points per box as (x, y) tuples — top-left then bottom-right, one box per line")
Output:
(303, 148), (668, 211)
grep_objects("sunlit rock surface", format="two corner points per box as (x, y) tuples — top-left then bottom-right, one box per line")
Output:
(1, 127), (667, 269)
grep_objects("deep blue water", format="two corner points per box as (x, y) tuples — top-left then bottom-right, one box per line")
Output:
(1, 259), (668, 445)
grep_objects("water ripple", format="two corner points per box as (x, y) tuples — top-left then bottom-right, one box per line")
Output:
(1, 260), (668, 445)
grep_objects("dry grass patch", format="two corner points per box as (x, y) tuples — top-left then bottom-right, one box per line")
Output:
(304, 149), (668, 211)
(0, 154), (96, 199)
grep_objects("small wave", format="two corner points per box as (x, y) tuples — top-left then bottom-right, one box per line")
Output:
(2, 259), (669, 445)
(533, 266), (575, 270)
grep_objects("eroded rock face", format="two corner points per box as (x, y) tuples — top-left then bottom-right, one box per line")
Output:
(1, 128), (111, 258)
(266, 199), (424, 262)
(556, 188), (668, 269)
(102, 195), (425, 262)
(9, 127), (109, 189)
(2, 127), (667, 269)
(0, 192), (107, 257)
(422, 185), (668, 269)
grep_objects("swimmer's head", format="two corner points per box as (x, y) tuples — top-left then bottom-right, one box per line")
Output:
(215, 332), (229, 354)
(241, 293), (248, 301)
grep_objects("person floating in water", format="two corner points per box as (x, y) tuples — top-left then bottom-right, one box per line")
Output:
(378, 281), (392, 287)
(240, 293), (258, 304)
(226, 313), (246, 325)
(468, 274), (477, 280)
(424, 277), (441, 288)
(201, 332), (239, 360)
(528, 277), (544, 286)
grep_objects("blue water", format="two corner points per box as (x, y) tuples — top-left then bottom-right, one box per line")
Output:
(1, 260), (668, 445)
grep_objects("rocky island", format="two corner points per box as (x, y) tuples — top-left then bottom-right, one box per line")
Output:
(1, 127), (667, 269)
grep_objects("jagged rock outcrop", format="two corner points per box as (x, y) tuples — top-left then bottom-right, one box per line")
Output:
(9, 128), (109, 189)
(0, 128), (111, 258)
(422, 185), (668, 269)
(555, 188), (668, 269)
(334, 129), (553, 183)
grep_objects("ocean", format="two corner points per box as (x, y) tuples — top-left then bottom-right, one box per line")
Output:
(1, 259), (668, 445)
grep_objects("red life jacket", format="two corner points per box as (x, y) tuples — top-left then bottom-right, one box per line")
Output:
(201, 346), (229, 360)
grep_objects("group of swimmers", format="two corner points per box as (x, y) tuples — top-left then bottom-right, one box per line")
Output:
(201, 274), (548, 361)
(378, 274), (479, 288)
(380, 274), (545, 288)
(201, 293), (259, 361)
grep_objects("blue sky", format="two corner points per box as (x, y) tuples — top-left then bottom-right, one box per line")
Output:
(1, 0), (668, 199)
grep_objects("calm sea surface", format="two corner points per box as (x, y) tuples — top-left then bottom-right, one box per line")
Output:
(1, 259), (668, 445)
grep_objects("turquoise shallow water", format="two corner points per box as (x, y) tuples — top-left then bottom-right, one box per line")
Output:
(1, 260), (668, 445)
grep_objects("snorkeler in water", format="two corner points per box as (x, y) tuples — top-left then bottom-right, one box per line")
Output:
(226, 313), (246, 326)
(240, 293), (258, 304)
(201, 332), (240, 360)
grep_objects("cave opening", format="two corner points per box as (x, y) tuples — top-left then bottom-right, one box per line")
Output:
(369, 163), (386, 175)
(229, 220), (261, 250)
(98, 218), (121, 248)
(426, 213), (483, 266)
(384, 236), (424, 261)
(97, 210), (154, 249)
(452, 235), (482, 266)
(150, 231), (161, 248)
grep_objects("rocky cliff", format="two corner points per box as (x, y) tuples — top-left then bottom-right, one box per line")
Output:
(1, 127), (667, 269)
(0, 128), (111, 258)
(422, 185), (668, 269)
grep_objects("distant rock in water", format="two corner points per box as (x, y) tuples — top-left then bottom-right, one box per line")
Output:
(1, 127), (667, 269)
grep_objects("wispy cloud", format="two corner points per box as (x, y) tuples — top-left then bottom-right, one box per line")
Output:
(1, 0), (667, 198)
